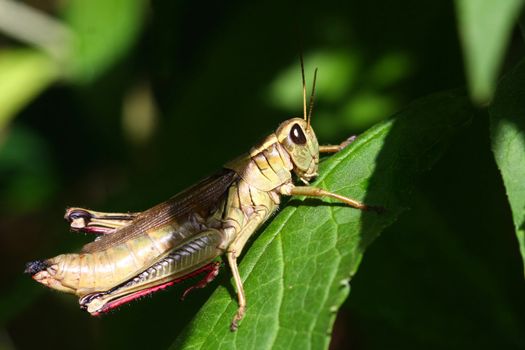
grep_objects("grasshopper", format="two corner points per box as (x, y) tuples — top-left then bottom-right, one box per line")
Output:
(25, 61), (379, 330)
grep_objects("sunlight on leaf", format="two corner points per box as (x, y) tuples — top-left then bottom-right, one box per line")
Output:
(489, 58), (525, 275)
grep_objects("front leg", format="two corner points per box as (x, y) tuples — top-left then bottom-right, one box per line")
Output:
(318, 135), (357, 153)
(280, 185), (384, 213)
(65, 207), (139, 234)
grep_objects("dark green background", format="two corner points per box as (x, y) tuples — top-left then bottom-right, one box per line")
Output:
(1, 1), (524, 349)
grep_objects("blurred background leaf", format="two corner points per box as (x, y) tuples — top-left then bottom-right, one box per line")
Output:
(0, 0), (523, 349)
(455, 0), (525, 104)
(0, 50), (57, 132)
(63, 0), (145, 83)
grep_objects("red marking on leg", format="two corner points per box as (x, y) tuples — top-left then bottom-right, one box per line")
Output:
(81, 226), (116, 235)
(90, 262), (221, 315)
(92, 280), (176, 315)
(181, 261), (221, 300)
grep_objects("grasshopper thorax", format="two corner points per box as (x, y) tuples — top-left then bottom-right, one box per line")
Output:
(275, 118), (319, 184)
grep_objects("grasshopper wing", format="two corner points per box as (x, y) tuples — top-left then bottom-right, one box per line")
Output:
(82, 169), (237, 253)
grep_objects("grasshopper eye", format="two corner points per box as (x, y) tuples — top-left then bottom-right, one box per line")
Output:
(290, 124), (307, 145)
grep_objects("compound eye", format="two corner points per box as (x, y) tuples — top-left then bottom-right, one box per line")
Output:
(290, 124), (307, 145)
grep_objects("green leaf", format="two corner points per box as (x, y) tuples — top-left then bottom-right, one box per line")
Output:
(62, 0), (145, 83)
(172, 90), (473, 349)
(489, 58), (525, 275)
(0, 49), (58, 131)
(455, 0), (525, 105)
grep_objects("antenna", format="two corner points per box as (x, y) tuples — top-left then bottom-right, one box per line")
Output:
(300, 54), (307, 121)
(307, 67), (318, 129)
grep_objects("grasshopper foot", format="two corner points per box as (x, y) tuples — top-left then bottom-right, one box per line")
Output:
(230, 305), (246, 332)
(340, 135), (357, 149)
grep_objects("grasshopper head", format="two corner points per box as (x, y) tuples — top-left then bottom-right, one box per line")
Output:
(276, 118), (319, 184)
